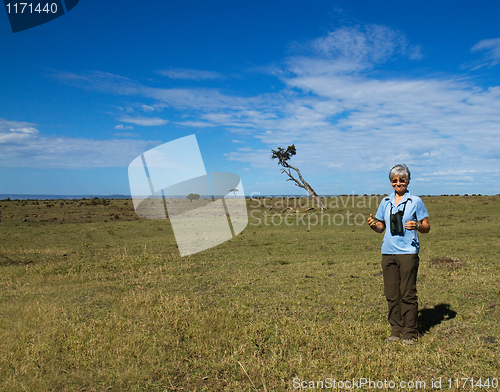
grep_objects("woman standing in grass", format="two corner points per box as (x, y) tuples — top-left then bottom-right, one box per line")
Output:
(367, 164), (430, 346)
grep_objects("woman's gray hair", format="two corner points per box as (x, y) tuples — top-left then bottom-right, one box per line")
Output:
(389, 164), (411, 182)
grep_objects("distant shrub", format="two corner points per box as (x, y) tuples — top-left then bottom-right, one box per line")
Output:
(187, 193), (200, 202)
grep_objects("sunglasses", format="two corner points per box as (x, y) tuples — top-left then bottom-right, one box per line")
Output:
(391, 178), (407, 184)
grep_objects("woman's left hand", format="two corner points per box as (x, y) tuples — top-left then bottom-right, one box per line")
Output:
(404, 220), (419, 230)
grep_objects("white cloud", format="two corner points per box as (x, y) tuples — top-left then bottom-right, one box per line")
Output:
(226, 148), (273, 169)
(54, 70), (262, 112)
(471, 37), (500, 66)
(118, 115), (169, 126)
(10, 127), (39, 134)
(0, 118), (159, 168)
(288, 25), (421, 76)
(141, 104), (155, 112)
(114, 124), (134, 130)
(0, 120), (39, 143)
(157, 68), (224, 80)
(314, 26), (400, 60)
(220, 27), (500, 189)
(50, 25), (500, 192)
(114, 132), (139, 138)
(173, 121), (216, 128)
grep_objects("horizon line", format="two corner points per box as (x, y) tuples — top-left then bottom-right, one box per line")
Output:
(0, 192), (496, 200)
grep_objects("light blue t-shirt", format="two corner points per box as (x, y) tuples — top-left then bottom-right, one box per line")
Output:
(375, 191), (429, 254)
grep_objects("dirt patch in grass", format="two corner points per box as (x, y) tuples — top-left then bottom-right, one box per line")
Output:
(429, 256), (464, 269)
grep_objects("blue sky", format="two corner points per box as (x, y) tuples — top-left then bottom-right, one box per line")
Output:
(1, 0), (500, 196)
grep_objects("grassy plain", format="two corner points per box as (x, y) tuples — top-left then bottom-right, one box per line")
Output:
(0, 195), (499, 391)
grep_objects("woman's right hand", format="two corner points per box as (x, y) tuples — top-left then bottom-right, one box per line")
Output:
(368, 214), (386, 233)
(367, 213), (376, 229)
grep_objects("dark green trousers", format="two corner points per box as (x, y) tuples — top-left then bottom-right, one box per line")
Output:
(381, 254), (419, 340)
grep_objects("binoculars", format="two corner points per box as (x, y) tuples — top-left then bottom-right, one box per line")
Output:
(390, 210), (405, 235)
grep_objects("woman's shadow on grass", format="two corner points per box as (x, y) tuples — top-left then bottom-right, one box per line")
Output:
(418, 303), (457, 336)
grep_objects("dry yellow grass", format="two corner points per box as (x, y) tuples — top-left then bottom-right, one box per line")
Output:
(0, 196), (499, 390)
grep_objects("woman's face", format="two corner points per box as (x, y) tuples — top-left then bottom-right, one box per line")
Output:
(391, 176), (408, 195)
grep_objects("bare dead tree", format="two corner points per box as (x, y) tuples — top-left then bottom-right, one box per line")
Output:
(271, 144), (327, 210)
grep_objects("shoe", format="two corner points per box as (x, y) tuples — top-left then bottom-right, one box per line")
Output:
(387, 335), (400, 343)
(402, 339), (414, 346)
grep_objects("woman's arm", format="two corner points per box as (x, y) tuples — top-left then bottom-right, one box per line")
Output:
(368, 213), (386, 234)
(418, 217), (430, 233)
(404, 217), (430, 233)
